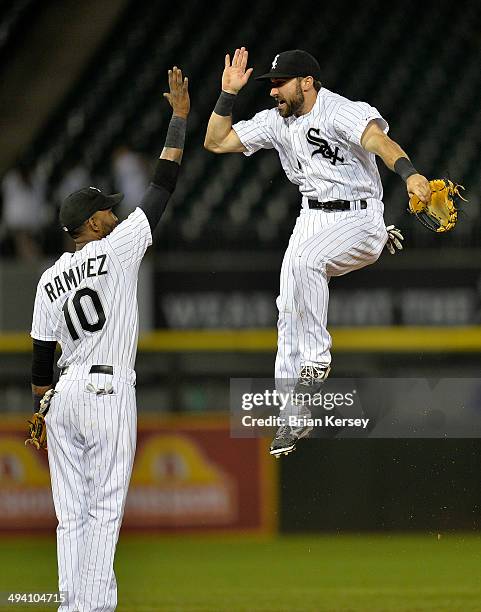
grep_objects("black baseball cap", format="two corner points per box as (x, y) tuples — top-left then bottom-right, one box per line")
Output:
(255, 50), (321, 81)
(60, 187), (123, 232)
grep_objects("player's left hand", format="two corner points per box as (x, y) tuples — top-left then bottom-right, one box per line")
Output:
(163, 66), (190, 119)
(406, 173), (431, 204)
(25, 388), (56, 451)
(385, 225), (404, 255)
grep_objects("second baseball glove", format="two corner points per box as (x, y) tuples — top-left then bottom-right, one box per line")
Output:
(408, 178), (467, 233)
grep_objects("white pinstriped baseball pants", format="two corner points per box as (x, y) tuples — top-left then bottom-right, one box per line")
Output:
(275, 202), (387, 386)
(46, 371), (136, 612)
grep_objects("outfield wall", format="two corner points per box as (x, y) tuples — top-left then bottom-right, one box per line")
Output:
(3, 413), (481, 534)
(0, 415), (276, 535)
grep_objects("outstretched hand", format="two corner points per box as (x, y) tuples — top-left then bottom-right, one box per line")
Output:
(163, 66), (190, 118)
(222, 47), (254, 95)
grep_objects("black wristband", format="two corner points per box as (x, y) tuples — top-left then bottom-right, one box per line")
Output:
(214, 91), (237, 116)
(33, 394), (42, 412)
(164, 115), (186, 149)
(394, 157), (418, 182)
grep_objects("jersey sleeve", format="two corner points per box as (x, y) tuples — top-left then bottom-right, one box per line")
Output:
(333, 101), (389, 147)
(31, 281), (57, 342)
(232, 109), (275, 157)
(106, 207), (153, 268)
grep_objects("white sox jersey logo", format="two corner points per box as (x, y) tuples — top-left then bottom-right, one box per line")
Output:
(306, 128), (345, 165)
(232, 87), (388, 202)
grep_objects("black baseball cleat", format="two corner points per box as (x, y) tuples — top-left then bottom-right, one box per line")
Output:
(292, 364), (331, 405)
(269, 423), (313, 457)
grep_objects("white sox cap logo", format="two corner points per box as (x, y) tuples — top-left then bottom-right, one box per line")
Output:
(271, 54), (279, 69)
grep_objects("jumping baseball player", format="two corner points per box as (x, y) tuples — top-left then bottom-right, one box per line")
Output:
(204, 48), (430, 457)
(28, 67), (189, 611)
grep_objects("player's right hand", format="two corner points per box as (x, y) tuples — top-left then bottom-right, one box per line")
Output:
(406, 173), (431, 204)
(163, 66), (190, 118)
(222, 47), (254, 95)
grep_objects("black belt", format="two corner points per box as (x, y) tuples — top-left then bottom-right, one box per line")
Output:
(308, 199), (367, 211)
(60, 365), (114, 376)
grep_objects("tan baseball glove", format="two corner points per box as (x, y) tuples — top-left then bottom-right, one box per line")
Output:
(25, 389), (55, 451)
(408, 178), (467, 233)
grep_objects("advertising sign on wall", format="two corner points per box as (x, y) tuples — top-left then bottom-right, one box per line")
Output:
(0, 416), (276, 534)
(154, 264), (481, 327)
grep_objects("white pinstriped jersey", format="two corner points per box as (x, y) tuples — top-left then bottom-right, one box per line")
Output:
(233, 87), (388, 202)
(31, 207), (152, 370)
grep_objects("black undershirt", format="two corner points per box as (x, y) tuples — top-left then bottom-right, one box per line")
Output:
(31, 339), (56, 386)
(140, 159), (180, 231)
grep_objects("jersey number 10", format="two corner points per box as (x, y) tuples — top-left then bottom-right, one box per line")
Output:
(62, 288), (106, 341)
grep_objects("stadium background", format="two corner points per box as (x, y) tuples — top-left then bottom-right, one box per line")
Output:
(1, 0), (481, 610)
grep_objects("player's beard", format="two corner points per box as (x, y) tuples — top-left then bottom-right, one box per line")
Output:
(277, 81), (305, 118)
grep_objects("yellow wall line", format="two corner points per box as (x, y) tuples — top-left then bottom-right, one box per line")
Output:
(3, 327), (481, 353)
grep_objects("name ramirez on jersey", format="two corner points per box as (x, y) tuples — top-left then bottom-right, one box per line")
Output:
(44, 254), (108, 303)
(31, 207), (152, 369)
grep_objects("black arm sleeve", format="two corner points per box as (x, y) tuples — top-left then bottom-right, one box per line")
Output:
(140, 159), (180, 231)
(31, 338), (57, 386)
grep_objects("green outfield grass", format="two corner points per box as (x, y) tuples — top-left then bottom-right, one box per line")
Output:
(1, 533), (481, 611)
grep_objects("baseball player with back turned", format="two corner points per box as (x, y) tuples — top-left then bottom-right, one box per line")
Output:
(204, 48), (430, 457)
(29, 68), (189, 611)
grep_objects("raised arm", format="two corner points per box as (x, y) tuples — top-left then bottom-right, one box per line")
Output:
(140, 66), (190, 231)
(161, 66), (190, 164)
(361, 120), (431, 204)
(204, 47), (252, 154)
